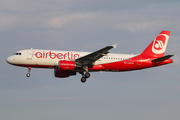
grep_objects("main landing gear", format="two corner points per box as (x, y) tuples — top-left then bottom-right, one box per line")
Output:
(80, 72), (91, 83)
(80, 66), (91, 83)
(26, 67), (31, 77)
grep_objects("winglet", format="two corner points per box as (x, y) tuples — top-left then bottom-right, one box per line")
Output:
(112, 44), (117, 49)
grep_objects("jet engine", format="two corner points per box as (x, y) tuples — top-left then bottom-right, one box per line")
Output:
(58, 60), (77, 70)
(54, 69), (76, 78)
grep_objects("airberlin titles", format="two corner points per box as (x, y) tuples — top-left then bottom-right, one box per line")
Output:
(33, 51), (80, 60)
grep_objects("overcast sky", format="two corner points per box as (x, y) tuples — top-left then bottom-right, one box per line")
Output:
(1, 0), (180, 120)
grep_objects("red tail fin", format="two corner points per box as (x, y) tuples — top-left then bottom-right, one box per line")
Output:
(140, 31), (171, 58)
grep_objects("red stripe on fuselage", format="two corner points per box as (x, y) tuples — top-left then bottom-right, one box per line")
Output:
(11, 57), (173, 71)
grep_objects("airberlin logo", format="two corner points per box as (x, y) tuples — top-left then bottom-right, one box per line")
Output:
(154, 40), (164, 49)
(33, 51), (79, 60)
(152, 34), (168, 54)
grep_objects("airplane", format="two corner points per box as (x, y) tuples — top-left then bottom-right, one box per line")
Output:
(6, 31), (173, 83)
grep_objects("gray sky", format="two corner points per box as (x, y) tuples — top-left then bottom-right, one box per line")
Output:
(1, 0), (180, 120)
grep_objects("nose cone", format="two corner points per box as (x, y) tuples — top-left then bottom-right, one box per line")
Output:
(6, 56), (13, 64)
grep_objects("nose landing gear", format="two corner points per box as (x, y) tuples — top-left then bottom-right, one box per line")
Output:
(26, 67), (31, 77)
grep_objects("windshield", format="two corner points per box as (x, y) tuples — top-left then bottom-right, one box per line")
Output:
(13, 53), (21, 55)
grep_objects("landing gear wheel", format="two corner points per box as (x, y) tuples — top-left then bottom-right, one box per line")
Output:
(26, 73), (30, 77)
(85, 72), (90, 78)
(26, 67), (31, 77)
(81, 77), (86, 83)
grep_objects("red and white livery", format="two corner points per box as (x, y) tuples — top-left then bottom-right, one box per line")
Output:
(6, 31), (173, 83)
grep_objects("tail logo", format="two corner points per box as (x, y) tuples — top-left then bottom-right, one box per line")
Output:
(155, 40), (164, 49)
(152, 34), (168, 54)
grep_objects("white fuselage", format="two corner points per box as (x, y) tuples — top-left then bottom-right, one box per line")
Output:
(7, 49), (137, 68)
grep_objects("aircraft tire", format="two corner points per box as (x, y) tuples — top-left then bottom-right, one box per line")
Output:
(26, 73), (30, 77)
(81, 77), (86, 83)
(85, 72), (90, 78)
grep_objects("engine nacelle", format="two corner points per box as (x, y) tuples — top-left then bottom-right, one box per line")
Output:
(54, 69), (76, 78)
(58, 60), (76, 70)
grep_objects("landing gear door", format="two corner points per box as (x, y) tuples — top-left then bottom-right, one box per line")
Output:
(27, 48), (32, 60)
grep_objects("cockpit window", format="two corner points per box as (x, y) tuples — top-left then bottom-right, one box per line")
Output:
(13, 53), (22, 55)
(13, 53), (18, 55)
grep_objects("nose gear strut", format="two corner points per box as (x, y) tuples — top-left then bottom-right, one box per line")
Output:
(26, 67), (31, 77)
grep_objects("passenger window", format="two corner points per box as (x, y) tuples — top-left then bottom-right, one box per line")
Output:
(19, 53), (21, 55)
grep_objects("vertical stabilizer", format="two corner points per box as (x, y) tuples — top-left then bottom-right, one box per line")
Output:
(140, 31), (171, 58)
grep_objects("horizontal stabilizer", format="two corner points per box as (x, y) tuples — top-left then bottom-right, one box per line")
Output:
(152, 55), (174, 62)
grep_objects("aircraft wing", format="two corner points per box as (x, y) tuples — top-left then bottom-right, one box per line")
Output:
(75, 44), (117, 66)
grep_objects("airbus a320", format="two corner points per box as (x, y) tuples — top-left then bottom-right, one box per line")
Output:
(7, 31), (173, 83)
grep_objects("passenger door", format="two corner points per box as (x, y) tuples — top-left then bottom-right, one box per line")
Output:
(27, 49), (32, 60)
